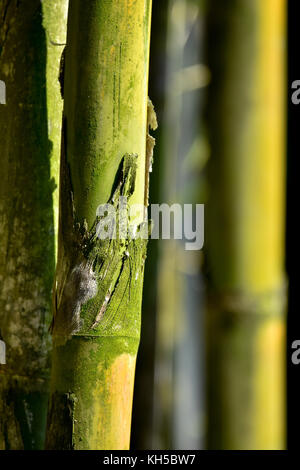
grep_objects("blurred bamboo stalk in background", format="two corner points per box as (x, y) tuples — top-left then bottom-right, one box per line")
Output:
(0, 0), (68, 449)
(152, 0), (207, 450)
(131, 0), (169, 450)
(205, 0), (286, 449)
(152, 0), (187, 449)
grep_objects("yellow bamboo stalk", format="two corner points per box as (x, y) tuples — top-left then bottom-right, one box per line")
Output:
(205, 0), (286, 450)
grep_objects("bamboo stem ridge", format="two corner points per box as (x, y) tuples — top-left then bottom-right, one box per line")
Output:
(45, 0), (153, 450)
(0, 0), (68, 449)
(205, 0), (286, 449)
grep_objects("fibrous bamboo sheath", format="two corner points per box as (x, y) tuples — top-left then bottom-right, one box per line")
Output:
(205, 0), (286, 449)
(45, 0), (153, 450)
(0, 0), (68, 449)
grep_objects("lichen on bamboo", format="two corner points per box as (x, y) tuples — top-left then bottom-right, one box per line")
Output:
(51, 153), (150, 345)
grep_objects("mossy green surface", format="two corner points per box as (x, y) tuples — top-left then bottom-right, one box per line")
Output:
(0, 0), (68, 449)
(46, 0), (153, 450)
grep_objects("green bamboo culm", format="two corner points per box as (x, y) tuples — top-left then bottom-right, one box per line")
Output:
(0, 0), (68, 449)
(205, 0), (286, 449)
(45, 0), (154, 450)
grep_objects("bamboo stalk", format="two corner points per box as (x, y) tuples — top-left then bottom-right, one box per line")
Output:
(205, 0), (286, 449)
(0, 0), (68, 449)
(45, 0), (153, 450)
